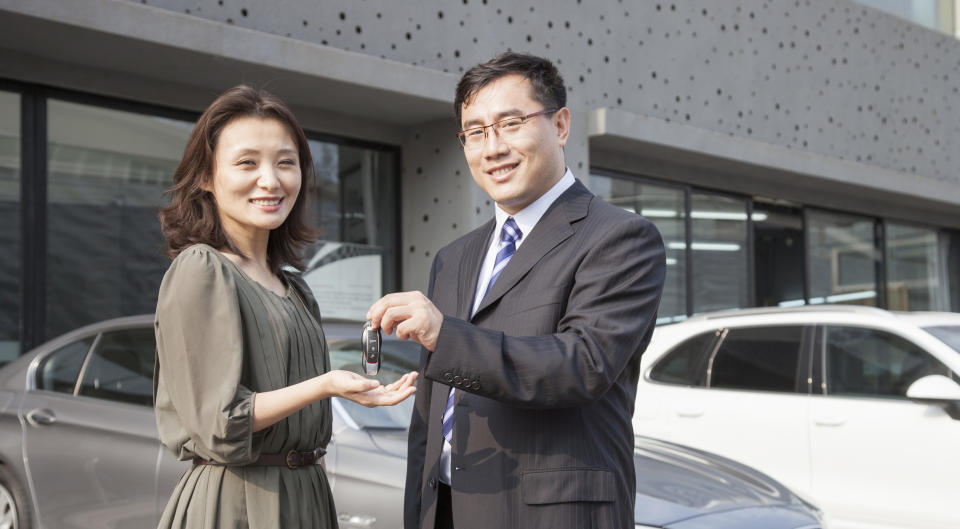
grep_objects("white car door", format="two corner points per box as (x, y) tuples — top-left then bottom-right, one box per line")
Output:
(635, 325), (813, 496)
(809, 325), (960, 529)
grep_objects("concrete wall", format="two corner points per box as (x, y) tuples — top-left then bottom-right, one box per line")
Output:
(135, 0), (960, 181)
(124, 0), (960, 291)
(4, 0), (958, 291)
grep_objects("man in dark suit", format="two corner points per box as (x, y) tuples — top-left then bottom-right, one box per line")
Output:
(367, 52), (666, 529)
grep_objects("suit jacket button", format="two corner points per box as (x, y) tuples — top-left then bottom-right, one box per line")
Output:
(453, 375), (462, 385)
(471, 380), (480, 389)
(444, 372), (453, 382)
(429, 478), (437, 489)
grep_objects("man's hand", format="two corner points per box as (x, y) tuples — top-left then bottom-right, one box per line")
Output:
(367, 291), (443, 351)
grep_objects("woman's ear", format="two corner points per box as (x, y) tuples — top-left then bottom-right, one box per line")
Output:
(198, 176), (213, 193)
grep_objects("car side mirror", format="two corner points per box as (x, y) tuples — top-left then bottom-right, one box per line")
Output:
(906, 375), (960, 420)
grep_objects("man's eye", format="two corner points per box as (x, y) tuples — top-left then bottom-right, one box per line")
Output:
(500, 119), (524, 130)
(466, 128), (485, 138)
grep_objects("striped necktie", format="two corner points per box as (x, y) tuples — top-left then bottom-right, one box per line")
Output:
(442, 217), (523, 445)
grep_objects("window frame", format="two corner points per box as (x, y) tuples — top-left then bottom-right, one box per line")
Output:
(74, 327), (157, 407)
(590, 166), (960, 317)
(646, 329), (721, 387)
(5, 77), (402, 353)
(815, 323), (955, 400)
(32, 336), (96, 396)
(704, 324), (815, 394)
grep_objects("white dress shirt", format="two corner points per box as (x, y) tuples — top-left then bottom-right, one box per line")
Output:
(440, 167), (576, 484)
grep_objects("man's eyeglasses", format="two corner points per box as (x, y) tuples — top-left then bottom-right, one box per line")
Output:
(456, 108), (560, 149)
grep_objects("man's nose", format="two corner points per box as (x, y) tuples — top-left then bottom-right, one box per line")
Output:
(481, 126), (509, 157)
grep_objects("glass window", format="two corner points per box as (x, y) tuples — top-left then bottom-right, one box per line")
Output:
(37, 338), (95, 394)
(924, 326), (960, 354)
(0, 91), (19, 363)
(590, 174), (687, 323)
(691, 193), (749, 313)
(300, 141), (398, 321)
(753, 204), (805, 307)
(709, 326), (805, 393)
(825, 326), (951, 398)
(649, 331), (716, 386)
(940, 229), (960, 312)
(807, 210), (879, 307)
(45, 100), (192, 340)
(76, 328), (156, 406)
(327, 337), (420, 428)
(885, 223), (945, 311)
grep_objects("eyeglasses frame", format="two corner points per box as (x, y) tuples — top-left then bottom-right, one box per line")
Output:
(455, 108), (562, 148)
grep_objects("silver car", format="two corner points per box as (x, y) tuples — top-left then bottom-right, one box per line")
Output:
(0, 315), (822, 529)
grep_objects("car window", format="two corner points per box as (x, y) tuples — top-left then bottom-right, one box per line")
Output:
(76, 328), (156, 406)
(37, 338), (95, 394)
(649, 331), (716, 386)
(709, 326), (805, 393)
(924, 325), (960, 354)
(328, 338), (421, 429)
(825, 326), (952, 399)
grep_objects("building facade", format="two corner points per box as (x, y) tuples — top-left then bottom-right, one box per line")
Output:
(1, 0), (959, 360)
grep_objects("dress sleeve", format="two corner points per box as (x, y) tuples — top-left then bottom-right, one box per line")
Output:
(154, 245), (262, 464)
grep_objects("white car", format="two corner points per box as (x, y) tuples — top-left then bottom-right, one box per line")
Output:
(633, 305), (960, 529)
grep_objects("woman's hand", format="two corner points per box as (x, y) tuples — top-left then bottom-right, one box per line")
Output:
(253, 370), (418, 431)
(329, 370), (419, 408)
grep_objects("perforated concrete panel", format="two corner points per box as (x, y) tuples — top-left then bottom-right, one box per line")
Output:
(125, 0), (960, 289)
(135, 0), (960, 179)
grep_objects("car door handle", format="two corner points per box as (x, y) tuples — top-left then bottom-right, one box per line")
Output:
(26, 408), (57, 426)
(813, 415), (846, 427)
(675, 407), (704, 418)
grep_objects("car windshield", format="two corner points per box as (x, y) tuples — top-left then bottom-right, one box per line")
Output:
(924, 326), (960, 354)
(328, 338), (421, 429)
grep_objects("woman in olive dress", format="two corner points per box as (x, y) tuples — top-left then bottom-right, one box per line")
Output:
(153, 85), (417, 529)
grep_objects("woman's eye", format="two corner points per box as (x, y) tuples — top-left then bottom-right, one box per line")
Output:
(237, 159), (256, 166)
(279, 159), (297, 166)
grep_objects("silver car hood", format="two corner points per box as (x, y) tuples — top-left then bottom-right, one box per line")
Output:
(633, 436), (818, 527)
(366, 427), (408, 458)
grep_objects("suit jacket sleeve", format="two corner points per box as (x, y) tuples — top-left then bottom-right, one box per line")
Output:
(425, 214), (665, 409)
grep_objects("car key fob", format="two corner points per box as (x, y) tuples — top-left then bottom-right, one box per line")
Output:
(361, 321), (381, 376)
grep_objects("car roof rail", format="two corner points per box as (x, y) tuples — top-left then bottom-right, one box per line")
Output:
(688, 304), (894, 321)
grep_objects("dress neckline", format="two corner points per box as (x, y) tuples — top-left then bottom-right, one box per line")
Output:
(205, 245), (293, 300)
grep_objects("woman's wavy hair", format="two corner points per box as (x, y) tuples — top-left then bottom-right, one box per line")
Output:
(159, 85), (316, 274)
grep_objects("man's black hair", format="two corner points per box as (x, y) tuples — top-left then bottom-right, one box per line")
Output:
(454, 52), (566, 124)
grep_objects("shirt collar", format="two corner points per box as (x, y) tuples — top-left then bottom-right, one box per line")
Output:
(493, 167), (575, 244)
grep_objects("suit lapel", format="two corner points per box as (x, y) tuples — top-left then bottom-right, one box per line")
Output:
(473, 180), (593, 316)
(457, 219), (495, 319)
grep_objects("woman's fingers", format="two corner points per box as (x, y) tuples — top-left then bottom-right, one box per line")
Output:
(383, 371), (419, 392)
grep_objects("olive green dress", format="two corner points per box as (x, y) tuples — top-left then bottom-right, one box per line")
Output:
(153, 244), (338, 529)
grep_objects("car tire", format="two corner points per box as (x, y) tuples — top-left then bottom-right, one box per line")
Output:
(0, 465), (32, 529)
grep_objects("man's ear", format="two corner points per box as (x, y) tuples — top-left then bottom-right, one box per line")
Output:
(554, 107), (571, 147)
